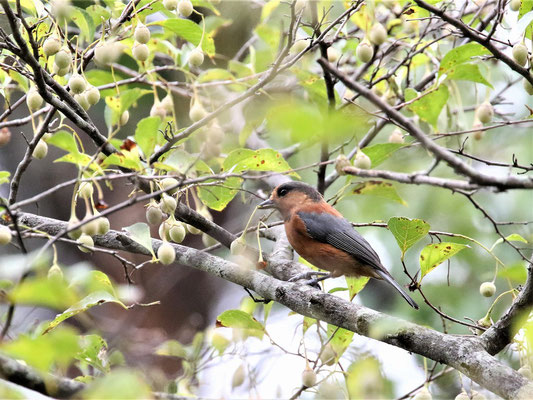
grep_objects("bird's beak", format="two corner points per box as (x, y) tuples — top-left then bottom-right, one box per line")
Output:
(258, 198), (275, 209)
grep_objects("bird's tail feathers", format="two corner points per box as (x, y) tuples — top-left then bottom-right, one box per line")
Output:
(375, 270), (419, 310)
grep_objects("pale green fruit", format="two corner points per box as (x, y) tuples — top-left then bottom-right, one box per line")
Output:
(471, 391), (486, 400)
(47, 263), (63, 280)
(97, 216), (110, 235)
(479, 281), (496, 297)
(86, 86), (101, 105)
(161, 177), (179, 194)
(208, 124), (225, 144)
(455, 391), (470, 400)
(354, 150), (371, 169)
(475, 102), (494, 124)
(134, 23), (150, 44)
(334, 154), (351, 175)
(69, 74), (86, 94)
(170, 223), (186, 243)
(158, 242), (176, 265)
(327, 47), (340, 63)
(160, 194), (177, 214)
(94, 42), (116, 66)
(231, 364), (245, 388)
(510, 0), (521, 11)
(188, 48), (204, 67)
(472, 120), (485, 141)
(51, 0), (71, 19)
(202, 142), (222, 159)
(67, 216), (82, 239)
(74, 93), (90, 111)
(230, 238), (247, 255)
(150, 102), (167, 120)
(320, 343), (336, 366)
(26, 88), (43, 110)
(524, 77), (533, 95)
(186, 224), (201, 235)
(0, 225), (12, 245)
(513, 43), (528, 66)
(369, 23), (387, 45)
(52, 63), (69, 76)
(78, 182), (93, 199)
(81, 216), (99, 237)
(163, 0), (178, 10)
(54, 49), (71, 69)
(189, 102), (207, 122)
(120, 110), (129, 126)
(146, 204), (163, 225)
(178, 0), (193, 17)
(301, 368), (317, 387)
(388, 128), (404, 144)
(159, 220), (172, 241)
(43, 36), (61, 56)
(32, 140), (48, 159)
(77, 233), (94, 253)
(356, 41), (374, 63)
(202, 233), (217, 247)
(132, 43), (149, 62)
(518, 366), (533, 379)
(291, 38), (309, 54)
(161, 95), (174, 113)
(413, 388), (432, 400)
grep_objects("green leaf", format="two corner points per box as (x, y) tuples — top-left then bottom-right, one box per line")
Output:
(105, 89), (151, 125)
(492, 233), (529, 249)
(47, 130), (80, 154)
(100, 151), (143, 171)
(71, 7), (95, 42)
(160, 149), (212, 175)
(346, 357), (390, 399)
(197, 176), (242, 211)
(361, 143), (404, 167)
(303, 316), (317, 334)
(438, 43), (491, 77)
(134, 117), (160, 159)
(446, 63), (493, 88)
(155, 18), (215, 56)
(405, 84), (449, 127)
(420, 242), (468, 280)
(43, 291), (127, 334)
(216, 309), (264, 339)
(222, 148), (297, 176)
(388, 217), (430, 258)
(80, 370), (152, 400)
(346, 276), (370, 299)
(9, 276), (79, 309)
(0, 171), (10, 185)
(77, 334), (109, 373)
(498, 262), (528, 284)
(155, 339), (188, 358)
(123, 223), (155, 258)
(327, 324), (354, 361)
(351, 181), (407, 205)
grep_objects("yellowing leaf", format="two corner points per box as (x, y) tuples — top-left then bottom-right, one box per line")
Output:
(420, 242), (468, 280)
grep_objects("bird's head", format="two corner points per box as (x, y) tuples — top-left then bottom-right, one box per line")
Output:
(258, 181), (323, 219)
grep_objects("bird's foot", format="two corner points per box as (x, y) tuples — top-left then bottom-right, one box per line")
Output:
(288, 271), (329, 282)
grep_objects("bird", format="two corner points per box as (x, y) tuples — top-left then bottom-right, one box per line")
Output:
(258, 181), (419, 309)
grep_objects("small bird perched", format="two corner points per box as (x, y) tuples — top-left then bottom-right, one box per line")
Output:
(259, 181), (419, 309)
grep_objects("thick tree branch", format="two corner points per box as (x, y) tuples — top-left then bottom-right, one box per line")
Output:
(5, 212), (532, 399)
(317, 58), (533, 190)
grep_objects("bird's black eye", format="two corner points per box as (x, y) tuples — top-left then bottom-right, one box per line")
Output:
(278, 188), (288, 197)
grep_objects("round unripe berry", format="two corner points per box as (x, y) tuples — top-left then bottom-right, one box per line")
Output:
(170, 223), (186, 243)
(43, 36), (61, 56)
(132, 43), (149, 62)
(159, 220), (171, 241)
(161, 95), (174, 113)
(202, 142), (221, 159)
(356, 41), (374, 63)
(334, 154), (351, 175)
(67, 216), (82, 239)
(523, 77), (533, 95)
(0, 127), (11, 147)
(94, 42), (115, 66)
(413, 387), (432, 400)
(86, 86), (100, 105)
(320, 343), (336, 366)
(202, 233), (217, 247)
(0, 225), (12, 245)
(51, 0), (72, 19)
(518, 366), (533, 379)
(69, 74), (86, 94)
(513, 43), (528, 66)
(188, 48), (204, 67)
(230, 238), (247, 255)
(160, 193), (177, 214)
(27, 88), (43, 111)
(32, 140), (48, 159)
(186, 224), (201, 235)
(388, 128), (405, 144)
(178, 0), (193, 17)
(77, 233), (94, 253)
(52, 63), (70, 76)
(79, 182), (93, 199)
(291, 38), (309, 54)
(208, 124), (225, 144)
(150, 102), (167, 120)
(510, 0), (521, 11)
(479, 281), (496, 297)
(472, 120), (485, 141)
(455, 391), (470, 400)
(47, 263), (63, 280)
(158, 242), (176, 265)
(81, 217), (99, 237)
(163, 0), (178, 10)
(471, 391), (486, 400)
(74, 93), (90, 111)
(146, 203), (163, 225)
(301, 367), (317, 387)
(54, 49), (71, 69)
(354, 150), (371, 169)
(134, 23), (151, 44)
(369, 23), (387, 45)
(231, 365), (245, 388)
(120, 110), (130, 126)
(327, 47), (340, 63)
(97, 216), (110, 235)
(161, 177), (179, 194)
(189, 102), (207, 122)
